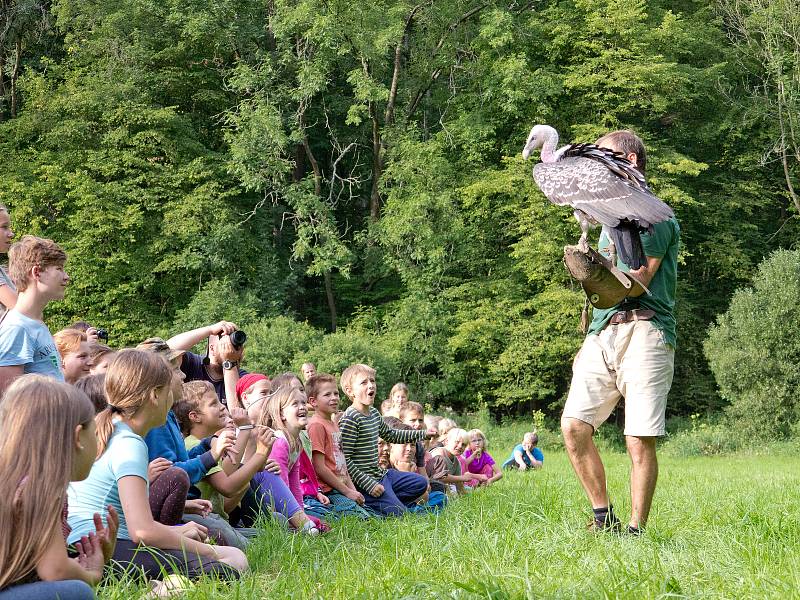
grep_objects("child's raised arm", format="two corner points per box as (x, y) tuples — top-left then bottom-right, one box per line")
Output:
(378, 420), (434, 445)
(206, 428), (276, 497)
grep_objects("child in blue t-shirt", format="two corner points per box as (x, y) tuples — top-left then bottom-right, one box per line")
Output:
(502, 432), (544, 470)
(0, 236), (69, 394)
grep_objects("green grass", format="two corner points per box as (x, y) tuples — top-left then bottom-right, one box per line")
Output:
(99, 429), (800, 599)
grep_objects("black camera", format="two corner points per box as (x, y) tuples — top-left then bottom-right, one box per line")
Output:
(96, 328), (109, 342)
(229, 330), (247, 348)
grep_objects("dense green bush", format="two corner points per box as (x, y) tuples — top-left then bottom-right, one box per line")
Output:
(241, 317), (324, 378)
(661, 414), (747, 457)
(301, 330), (402, 402)
(704, 250), (800, 439)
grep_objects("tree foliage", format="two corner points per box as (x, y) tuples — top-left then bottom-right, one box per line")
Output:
(0, 0), (798, 421)
(705, 249), (800, 438)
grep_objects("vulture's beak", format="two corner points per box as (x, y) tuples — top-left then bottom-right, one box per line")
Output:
(522, 138), (536, 160)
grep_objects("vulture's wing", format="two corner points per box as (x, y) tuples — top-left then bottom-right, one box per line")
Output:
(533, 145), (673, 229)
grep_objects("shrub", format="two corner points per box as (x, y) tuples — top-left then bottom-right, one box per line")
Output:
(300, 329), (402, 402)
(242, 316), (323, 377)
(661, 414), (746, 457)
(704, 249), (800, 439)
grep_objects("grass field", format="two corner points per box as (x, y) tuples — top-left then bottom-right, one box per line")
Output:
(100, 422), (800, 599)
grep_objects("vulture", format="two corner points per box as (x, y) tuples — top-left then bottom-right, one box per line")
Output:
(522, 124), (673, 270)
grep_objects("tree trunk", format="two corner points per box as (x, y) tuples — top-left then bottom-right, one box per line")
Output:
(10, 38), (21, 117)
(323, 271), (337, 332)
(301, 127), (338, 332)
(368, 7), (420, 223)
(0, 53), (6, 121)
(368, 101), (382, 222)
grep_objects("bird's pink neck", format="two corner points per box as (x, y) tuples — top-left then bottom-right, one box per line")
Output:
(540, 134), (559, 163)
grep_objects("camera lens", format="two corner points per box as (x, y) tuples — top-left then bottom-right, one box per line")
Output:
(96, 328), (109, 341)
(230, 330), (247, 347)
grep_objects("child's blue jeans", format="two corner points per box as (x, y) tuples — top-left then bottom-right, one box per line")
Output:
(359, 468), (428, 517)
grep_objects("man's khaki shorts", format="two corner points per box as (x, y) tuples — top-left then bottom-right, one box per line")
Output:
(563, 320), (674, 437)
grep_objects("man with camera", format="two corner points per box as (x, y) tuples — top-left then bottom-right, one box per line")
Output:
(165, 320), (249, 408)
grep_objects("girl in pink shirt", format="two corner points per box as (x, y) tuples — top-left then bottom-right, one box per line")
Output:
(463, 429), (503, 487)
(261, 385), (330, 532)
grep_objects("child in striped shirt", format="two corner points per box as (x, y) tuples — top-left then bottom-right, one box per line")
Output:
(338, 364), (436, 517)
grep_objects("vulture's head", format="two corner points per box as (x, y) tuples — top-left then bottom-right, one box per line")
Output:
(522, 124), (557, 160)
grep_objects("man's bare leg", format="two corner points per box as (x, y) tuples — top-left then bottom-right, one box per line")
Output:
(561, 417), (609, 508)
(626, 435), (658, 529)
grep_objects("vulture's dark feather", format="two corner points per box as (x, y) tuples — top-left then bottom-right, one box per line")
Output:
(529, 133), (674, 270)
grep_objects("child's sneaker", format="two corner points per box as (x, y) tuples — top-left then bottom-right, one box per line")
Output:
(300, 520), (320, 535)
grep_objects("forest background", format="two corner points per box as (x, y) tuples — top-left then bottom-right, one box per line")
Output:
(1, 0), (798, 438)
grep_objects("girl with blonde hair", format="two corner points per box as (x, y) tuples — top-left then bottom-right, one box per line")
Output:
(463, 429), (503, 487)
(0, 375), (117, 600)
(251, 384), (325, 534)
(67, 349), (248, 582)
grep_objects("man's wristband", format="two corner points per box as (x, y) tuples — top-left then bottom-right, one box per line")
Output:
(238, 424), (255, 431)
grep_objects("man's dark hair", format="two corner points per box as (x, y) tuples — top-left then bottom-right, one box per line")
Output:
(596, 130), (647, 175)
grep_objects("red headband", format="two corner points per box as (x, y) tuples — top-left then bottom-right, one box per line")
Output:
(236, 373), (269, 399)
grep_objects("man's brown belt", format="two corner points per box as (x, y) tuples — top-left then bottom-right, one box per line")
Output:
(608, 308), (656, 325)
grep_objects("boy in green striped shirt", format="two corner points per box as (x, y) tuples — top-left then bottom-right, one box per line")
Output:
(339, 364), (436, 516)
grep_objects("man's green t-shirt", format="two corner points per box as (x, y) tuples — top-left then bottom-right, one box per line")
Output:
(587, 218), (680, 348)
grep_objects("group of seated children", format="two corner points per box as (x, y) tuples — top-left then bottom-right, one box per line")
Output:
(378, 393), (543, 499)
(0, 227), (544, 599)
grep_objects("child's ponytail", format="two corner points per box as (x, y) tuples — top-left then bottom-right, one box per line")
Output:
(94, 407), (116, 458)
(96, 349), (173, 457)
